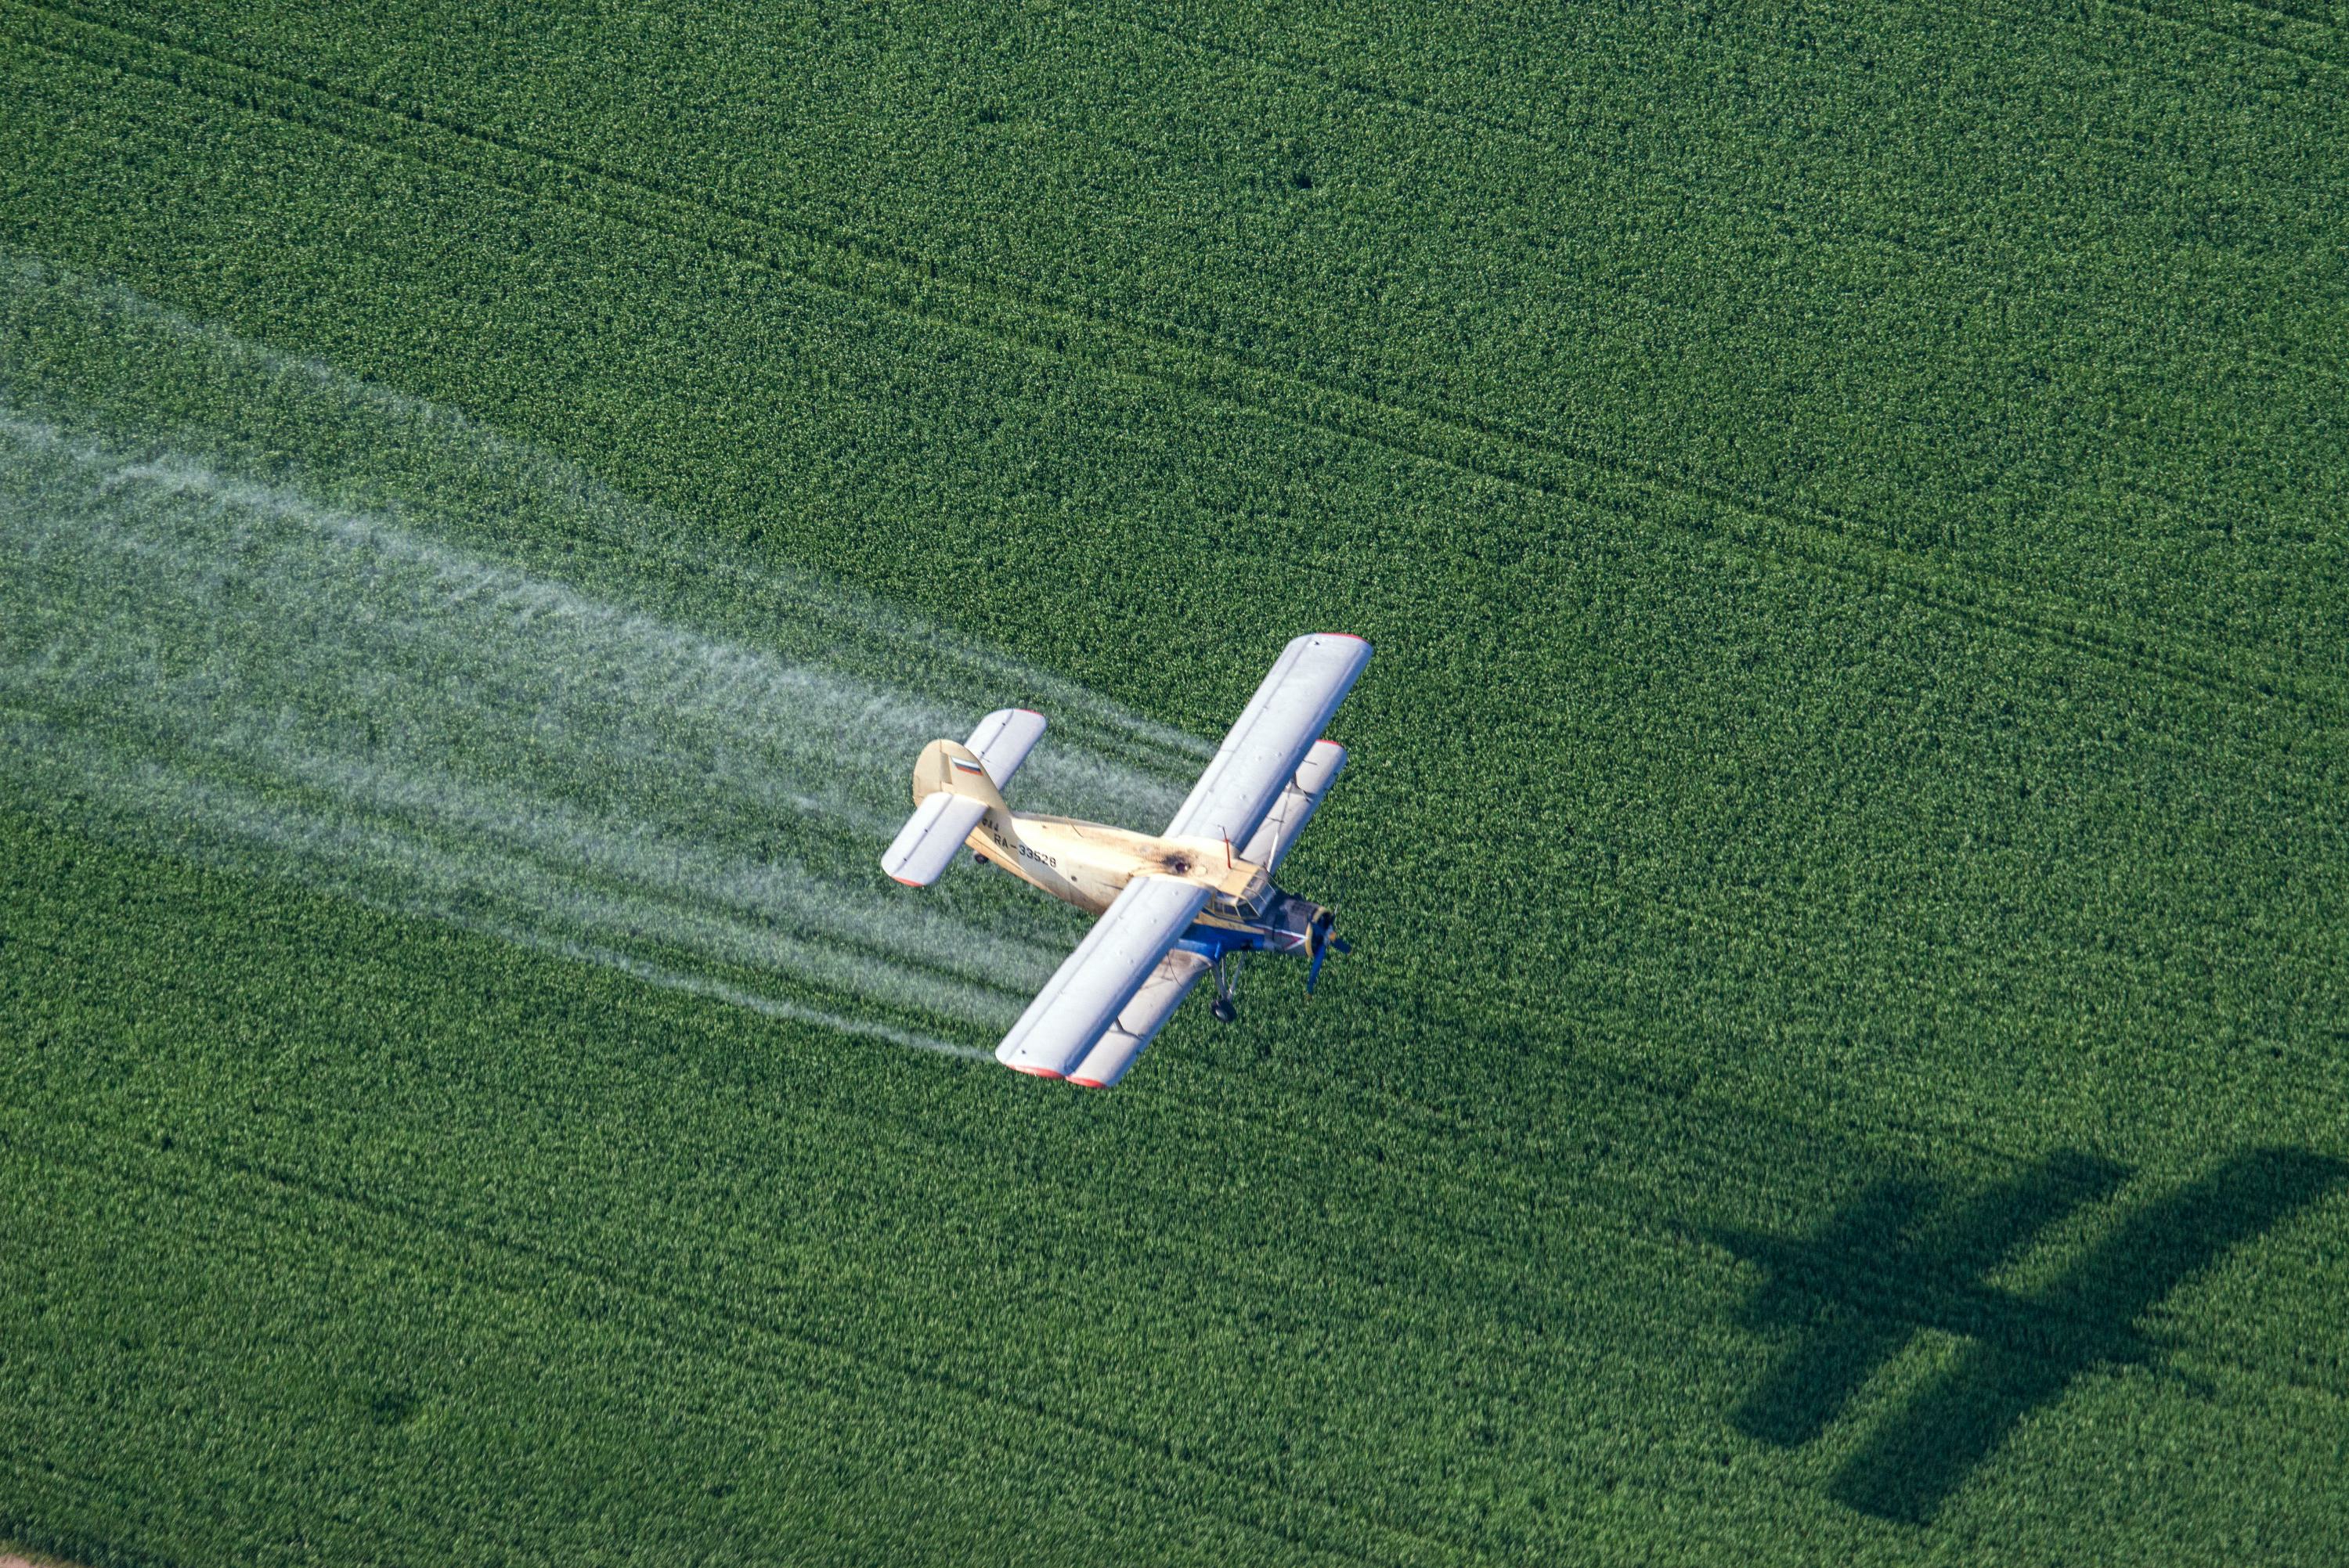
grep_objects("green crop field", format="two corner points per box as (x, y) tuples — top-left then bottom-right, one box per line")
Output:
(3, 1), (2345, 1562)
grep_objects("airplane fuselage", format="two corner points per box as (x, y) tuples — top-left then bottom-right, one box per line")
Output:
(882, 632), (1369, 1082)
(968, 812), (1328, 958)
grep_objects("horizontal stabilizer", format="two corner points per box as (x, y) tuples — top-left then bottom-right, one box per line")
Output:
(1239, 739), (1348, 874)
(965, 708), (1046, 789)
(997, 874), (1211, 1079)
(881, 791), (988, 887)
(1066, 950), (1211, 1089)
(1164, 633), (1370, 850)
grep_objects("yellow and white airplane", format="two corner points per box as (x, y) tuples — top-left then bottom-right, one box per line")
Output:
(882, 633), (1371, 1087)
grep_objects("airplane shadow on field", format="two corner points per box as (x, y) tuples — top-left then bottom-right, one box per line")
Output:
(1714, 1148), (2344, 1525)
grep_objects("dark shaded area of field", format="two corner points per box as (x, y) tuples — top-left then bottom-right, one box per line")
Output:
(1723, 1148), (2343, 1523)
(3, 1), (2344, 1563)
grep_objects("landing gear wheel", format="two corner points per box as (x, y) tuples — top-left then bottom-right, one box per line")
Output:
(1211, 996), (1238, 1025)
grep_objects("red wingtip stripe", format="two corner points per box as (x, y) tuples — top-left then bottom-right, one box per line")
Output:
(1007, 1064), (1063, 1080)
(889, 874), (925, 887)
(1070, 1077), (1109, 1090)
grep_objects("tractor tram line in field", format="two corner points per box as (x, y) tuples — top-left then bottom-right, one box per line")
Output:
(2101, 0), (2349, 76)
(6, 1033), (2337, 1566)
(7, 746), (2340, 1551)
(9, 0), (2337, 1164)
(0, 1110), (2131, 1565)
(20, 872), (2344, 1442)
(1110, 0), (2348, 392)
(0, 1121), (1481, 1568)
(10, 0), (2344, 733)
(6, 5), (2345, 1558)
(20, 821), (2221, 1555)
(56, 0), (2349, 406)
(1193, 1042), (2349, 1408)
(789, 0), (2349, 403)
(70, 2), (2333, 718)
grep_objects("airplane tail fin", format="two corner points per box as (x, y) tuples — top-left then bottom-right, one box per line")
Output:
(886, 709), (1048, 889)
(883, 739), (1023, 888)
(914, 737), (1012, 815)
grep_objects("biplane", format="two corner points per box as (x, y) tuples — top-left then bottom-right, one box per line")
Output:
(882, 633), (1371, 1087)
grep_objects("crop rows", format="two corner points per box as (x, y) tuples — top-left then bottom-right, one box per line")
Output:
(3, 0), (2345, 1563)
(9, 12), (2340, 1131)
(9, 24), (2340, 1164)
(5, 81), (2337, 1159)
(6, 815), (2342, 1565)
(38, 0), (2349, 687)
(6, 0), (2347, 730)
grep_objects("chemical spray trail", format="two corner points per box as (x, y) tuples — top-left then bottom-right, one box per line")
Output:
(0, 257), (1203, 1052)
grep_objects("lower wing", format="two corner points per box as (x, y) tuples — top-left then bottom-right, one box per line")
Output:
(996, 874), (1211, 1080)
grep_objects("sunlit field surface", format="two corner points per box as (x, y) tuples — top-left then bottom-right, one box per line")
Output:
(3, 2), (2344, 1563)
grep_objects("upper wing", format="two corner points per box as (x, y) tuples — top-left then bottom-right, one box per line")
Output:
(1237, 738), (1348, 874)
(880, 791), (988, 887)
(1163, 633), (1371, 849)
(965, 708), (1046, 789)
(995, 874), (1212, 1079)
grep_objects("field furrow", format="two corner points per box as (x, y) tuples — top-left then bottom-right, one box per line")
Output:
(5, 2), (2342, 1561)
(9, 0), (2343, 727)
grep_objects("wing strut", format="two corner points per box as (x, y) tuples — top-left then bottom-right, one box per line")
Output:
(995, 875), (1211, 1079)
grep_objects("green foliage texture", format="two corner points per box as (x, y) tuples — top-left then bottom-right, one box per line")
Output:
(2, 1), (2345, 1563)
